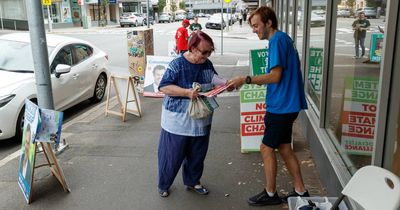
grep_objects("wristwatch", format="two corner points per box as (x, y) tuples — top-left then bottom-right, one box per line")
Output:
(245, 76), (252, 84)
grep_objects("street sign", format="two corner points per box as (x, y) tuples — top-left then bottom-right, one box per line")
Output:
(42, 0), (51, 6)
(224, 0), (231, 3)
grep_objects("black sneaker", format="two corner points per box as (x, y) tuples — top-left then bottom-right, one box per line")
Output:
(247, 189), (282, 206)
(282, 189), (310, 203)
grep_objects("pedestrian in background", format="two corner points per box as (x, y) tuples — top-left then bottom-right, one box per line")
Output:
(239, 13), (243, 27)
(175, 19), (190, 54)
(228, 6), (309, 206)
(157, 31), (218, 197)
(189, 17), (202, 33)
(352, 11), (370, 59)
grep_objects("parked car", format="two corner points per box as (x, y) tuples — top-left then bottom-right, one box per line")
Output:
(159, 13), (172, 23)
(337, 9), (351, 18)
(356, 7), (377, 19)
(143, 15), (154, 25)
(175, 13), (186, 21)
(119, 12), (144, 27)
(187, 12), (195, 20)
(0, 33), (109, 141)
(310, 11), (325, 27)
(205, 14), (226, 30)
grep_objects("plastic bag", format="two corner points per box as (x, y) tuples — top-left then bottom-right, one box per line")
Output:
(188, 97), (212, 119)
(295, 197), (333, 210)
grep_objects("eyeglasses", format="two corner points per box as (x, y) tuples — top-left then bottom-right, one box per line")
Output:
(196, 47), (213, 56)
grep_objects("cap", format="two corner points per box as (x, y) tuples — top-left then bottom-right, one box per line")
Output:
(183, 19), (190, 25)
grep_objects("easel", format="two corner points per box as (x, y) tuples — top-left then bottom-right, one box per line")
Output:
(22, 142), (69, 204)
(105, 75), (142, 121)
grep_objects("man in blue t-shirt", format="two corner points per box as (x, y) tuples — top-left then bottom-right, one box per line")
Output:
(228, 6), (309, 206)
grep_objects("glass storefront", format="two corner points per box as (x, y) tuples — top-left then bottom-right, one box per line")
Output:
(305, 0), (327, 112)
(296, 0), (306, 61)
(326, 3), (386, 172)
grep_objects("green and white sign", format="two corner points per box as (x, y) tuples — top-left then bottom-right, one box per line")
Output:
(369, 33), (384, 63)
(250, 49), (268, 76)
(341, 77), (379, 156)
(308, 48), (323, 93)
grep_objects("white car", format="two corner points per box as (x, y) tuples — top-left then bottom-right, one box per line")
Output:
(119, 12), (145, 27)
(0, 33), (109, 140)
(159, 13), (172, 23)
(205, 14), (226, 30)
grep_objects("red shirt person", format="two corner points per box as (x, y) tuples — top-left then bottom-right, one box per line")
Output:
(175, 19), (190, 54)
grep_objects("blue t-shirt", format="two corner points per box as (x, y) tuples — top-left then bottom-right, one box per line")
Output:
(158, 54), (217, 136)
(266, 31), (307, 114)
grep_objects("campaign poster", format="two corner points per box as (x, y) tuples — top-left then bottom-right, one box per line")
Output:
(143, 56), (174, 97)
(308, 48), (323, 94)
(369, 33), (384, 63)
(35, 109), (63, 144)
(18, 100), (41, 203)
(240, 84), (267, 153)
(341, 77), (379, 156)
(61, 0), (72, 23)
(168, 41), (178, 57)
(250, 49), (268, 76)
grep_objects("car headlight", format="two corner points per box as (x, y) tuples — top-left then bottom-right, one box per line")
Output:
(0, 94), (16, 108)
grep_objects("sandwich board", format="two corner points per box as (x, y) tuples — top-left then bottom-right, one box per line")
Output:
(105, 75), (142, 121)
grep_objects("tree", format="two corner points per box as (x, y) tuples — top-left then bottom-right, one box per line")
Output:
(158, 0), (166, 14)
(365, 0), (382, 8)
(100, 0), (109, 27)
(179, 1), (186, 10)
(170, 0), (177, 20)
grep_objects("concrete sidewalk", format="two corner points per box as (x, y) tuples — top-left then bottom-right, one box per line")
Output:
(0, 62), (326, 209)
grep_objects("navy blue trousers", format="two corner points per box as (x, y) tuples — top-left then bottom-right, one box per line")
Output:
(157, 128), (210, 191)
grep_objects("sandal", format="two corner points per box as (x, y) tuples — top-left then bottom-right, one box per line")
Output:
(186, 185), (209, 195)
(158, 189), (169, 197)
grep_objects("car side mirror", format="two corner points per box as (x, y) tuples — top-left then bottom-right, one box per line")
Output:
(55, 64), (71, 78)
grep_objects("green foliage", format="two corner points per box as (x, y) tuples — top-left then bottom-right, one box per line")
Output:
(179, 1), (186, 10)
(365, 0), (382, 7)
(100, 0), (109, 27)
(158, 0), (166, 14)
(345, 0), (355, 8)
(171, 0), (177, 13)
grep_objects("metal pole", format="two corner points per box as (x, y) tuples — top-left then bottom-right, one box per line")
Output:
(25, 0), (54, 109)
(146, 0), (150, 28)
(47, 5), (53, 32)
(220, 0), (223, 55)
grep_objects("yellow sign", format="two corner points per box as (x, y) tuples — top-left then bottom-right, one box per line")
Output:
(224, 0), (231, 3)
(42, 0), (51, 6)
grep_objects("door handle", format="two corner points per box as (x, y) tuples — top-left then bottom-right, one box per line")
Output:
(72, 74), (79, 79)
(92, 64), (98, 70)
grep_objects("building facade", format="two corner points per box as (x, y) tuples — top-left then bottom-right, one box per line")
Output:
(270, 0), (398, 208)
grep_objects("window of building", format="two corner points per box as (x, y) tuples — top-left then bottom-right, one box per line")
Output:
(326, 4), (386, 171)
(296, 0), (306, 61)
(305, 0), (327, 111)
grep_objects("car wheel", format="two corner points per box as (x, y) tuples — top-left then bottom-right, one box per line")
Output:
(90, 73), (107, 103)
(15, 108), (25, 142)
(120, 24), (124, 27)
(15, 99), (37, 142)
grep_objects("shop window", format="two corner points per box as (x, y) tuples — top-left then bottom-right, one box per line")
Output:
(305, 1), (327, 111)
(327, 4), (386, 171)
(296, 0), (306, 61)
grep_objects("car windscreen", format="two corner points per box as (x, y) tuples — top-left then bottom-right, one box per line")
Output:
(0, 39), (54, 72)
